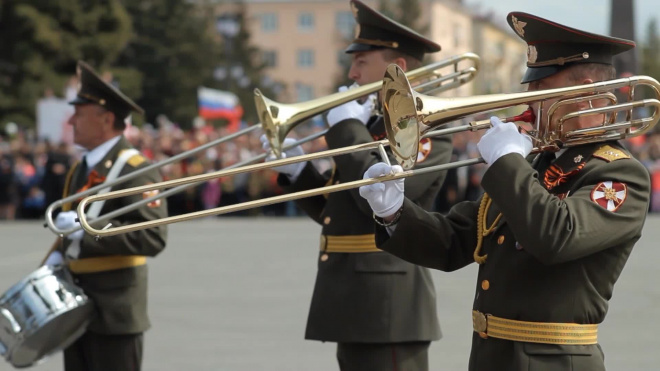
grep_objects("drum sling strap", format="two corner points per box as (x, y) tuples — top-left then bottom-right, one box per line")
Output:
(42, 149), (148, 273)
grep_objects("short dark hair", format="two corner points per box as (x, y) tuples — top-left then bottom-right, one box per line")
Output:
(112, 113), (127, 131)
(96, 105), (126, 131)
(381, 49), (423, 71)
(566, 63), (616, 83)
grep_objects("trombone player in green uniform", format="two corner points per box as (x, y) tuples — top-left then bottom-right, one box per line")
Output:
(260, 1), (452, 369)
(359, 12), (651, 371)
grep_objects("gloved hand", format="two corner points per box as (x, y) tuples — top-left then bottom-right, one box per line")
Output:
(43, 251), (63, 266)
(260, 135), (306, 182)
(326, 86), (375, 127)
(54, 211), (84, 241)
(477, 116), (533, 165)
(359, 163), (405, 218)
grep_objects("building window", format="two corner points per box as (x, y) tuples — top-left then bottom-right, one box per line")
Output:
(262, 50), (277, 67)
(335, 11), (355, 39)
(298, 12), (314, 32)
(296, 83), (314, 101)
(261, 13), (278, 32)
(297, 49), (314, 68)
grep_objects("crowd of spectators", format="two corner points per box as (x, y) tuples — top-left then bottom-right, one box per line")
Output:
(1, 113), (659, 222)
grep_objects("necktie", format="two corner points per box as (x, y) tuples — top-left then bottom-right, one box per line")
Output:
(75, 156), (88, 190)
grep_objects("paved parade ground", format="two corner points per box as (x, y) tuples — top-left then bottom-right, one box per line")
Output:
(0, 217), (658, 371)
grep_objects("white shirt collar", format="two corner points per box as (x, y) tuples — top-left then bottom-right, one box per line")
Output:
(85, 136), (121, 170)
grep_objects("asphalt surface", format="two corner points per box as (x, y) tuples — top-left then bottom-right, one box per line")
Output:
(0, 217), (658, 371)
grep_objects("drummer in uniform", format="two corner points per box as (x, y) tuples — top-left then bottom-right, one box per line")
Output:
(358, 12), (651, 371)
(261, 1), (452, 369)
(44, 61), (168, 371)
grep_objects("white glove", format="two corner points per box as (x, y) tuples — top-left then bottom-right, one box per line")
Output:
(54, 211), (84, 241)
(326, 86), (375, 127)
(359, 163), (405, 218)
(260, 135), (306, 182)
(44, 251), (63, 266)
(477, 116), (533, 165)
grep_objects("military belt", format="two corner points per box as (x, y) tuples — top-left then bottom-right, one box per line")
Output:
(68, 255), (147, 274)
(472, 310), (598, 345)
(320, 234), (381, 253)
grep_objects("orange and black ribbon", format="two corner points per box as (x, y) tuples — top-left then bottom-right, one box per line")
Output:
(543, 163), (585, 190)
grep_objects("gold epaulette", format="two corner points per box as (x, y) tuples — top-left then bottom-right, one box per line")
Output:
(593, 145), (630, 162)
(120, 150), (146, 167)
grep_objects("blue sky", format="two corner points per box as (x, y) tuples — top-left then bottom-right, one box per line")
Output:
(467, 0), (659, 44)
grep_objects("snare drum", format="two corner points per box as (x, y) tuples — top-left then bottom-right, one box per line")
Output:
(0, 265), (94, 368)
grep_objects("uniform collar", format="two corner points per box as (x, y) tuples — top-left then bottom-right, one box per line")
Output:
(84, 135), (121, 170)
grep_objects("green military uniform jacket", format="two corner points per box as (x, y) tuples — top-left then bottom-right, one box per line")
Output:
(279, 116), (452, 343)
(376, 141), (650, 370)
(58, 136), (168, 335)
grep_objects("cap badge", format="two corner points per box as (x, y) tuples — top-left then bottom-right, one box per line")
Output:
(527, 45), (538, 63)
(512, 15), (527, 37)
(574, 155), (583, 163)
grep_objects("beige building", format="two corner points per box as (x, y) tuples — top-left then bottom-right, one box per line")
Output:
(212, 0), (527, 106)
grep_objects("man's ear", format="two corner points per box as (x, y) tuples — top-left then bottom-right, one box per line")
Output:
(581, 78), (594, 85)
(393, 57), (407, 71)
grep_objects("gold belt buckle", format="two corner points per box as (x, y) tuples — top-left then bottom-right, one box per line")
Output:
(473, 311), (489, 339)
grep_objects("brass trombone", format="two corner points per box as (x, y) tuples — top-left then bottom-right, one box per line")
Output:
(45, 53), (480, 236)
(76, 65), (660, 238)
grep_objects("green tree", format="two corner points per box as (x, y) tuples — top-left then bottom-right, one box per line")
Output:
(378, 0), (428, 34)
(214, 1), (278, 125)
(641, 18), (660, 80)
(117, 0), (221, 128)
(0, 0), (132, 128)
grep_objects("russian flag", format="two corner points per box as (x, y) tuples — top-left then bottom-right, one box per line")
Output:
(198, 87), (244, 130)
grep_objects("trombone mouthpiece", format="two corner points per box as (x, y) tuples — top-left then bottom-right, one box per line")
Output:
(507, 107), (535, 123)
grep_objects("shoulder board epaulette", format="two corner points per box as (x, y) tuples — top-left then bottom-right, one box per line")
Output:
(593, 145), (630, 162)
(119, 149), (146, 167)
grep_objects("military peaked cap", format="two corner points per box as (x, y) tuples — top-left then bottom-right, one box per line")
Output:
(69, 61), (144, 119)
(507, 12), (635, 83)
(346, 0), (440, 61)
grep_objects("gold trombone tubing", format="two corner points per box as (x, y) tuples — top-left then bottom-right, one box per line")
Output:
(383, 64), (660, 168)
(44, 123), (262, 236)
(76, 127), (462, 238)
(256, 52), (480, 157)
(50, 53), (480, 236)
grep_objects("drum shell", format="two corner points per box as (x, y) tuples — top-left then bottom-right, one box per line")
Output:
(0, 265), (94, 368)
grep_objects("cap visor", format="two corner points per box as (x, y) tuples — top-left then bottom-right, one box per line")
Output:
(68, 96), (95, 106)
(345, 43), (385, 54)
(521, 66), (563, 84)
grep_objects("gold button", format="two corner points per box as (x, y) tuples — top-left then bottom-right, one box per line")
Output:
(497, 235), (505, 245)
(320, 254), (329, 262)
(479, 331), (488, 339)
(104, 160), (113, 168)
(481, 280), (490, 290)
(324, 216), (331, 225)
(335, 180), (340, 184)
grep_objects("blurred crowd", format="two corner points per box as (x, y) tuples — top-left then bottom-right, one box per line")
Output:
(1, 114), (660, 221)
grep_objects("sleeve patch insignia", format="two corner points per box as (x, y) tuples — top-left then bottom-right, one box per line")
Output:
(416, 138), (432, 163)
(143, 189), (161, 208)
(590, 181), (627, 212)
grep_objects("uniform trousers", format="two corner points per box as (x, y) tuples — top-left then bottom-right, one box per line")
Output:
(336, 341), (430, 371)
(64, 331), (143, 371)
